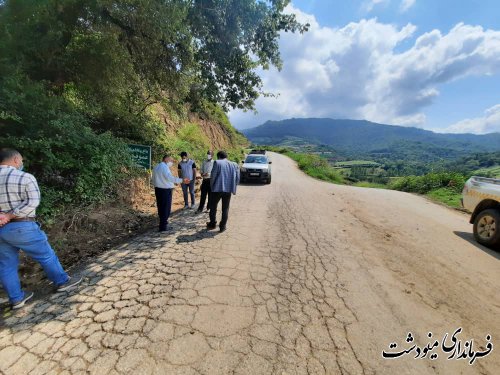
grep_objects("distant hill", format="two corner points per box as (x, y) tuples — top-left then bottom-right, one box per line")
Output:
(243, 118), (500, 161)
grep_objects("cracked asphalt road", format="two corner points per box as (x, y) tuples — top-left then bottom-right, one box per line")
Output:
(0, 152), (499, 374)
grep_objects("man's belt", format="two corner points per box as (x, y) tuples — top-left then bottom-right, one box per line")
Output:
(10, 217), (36, 222)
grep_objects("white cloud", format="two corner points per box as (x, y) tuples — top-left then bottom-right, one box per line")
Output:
(400, 0), (416, 13)
(229, 5), (500, 132)
(440, 105), (500, 134)
(362, 0), (389, 13)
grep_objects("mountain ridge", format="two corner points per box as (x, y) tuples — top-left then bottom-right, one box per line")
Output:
(243, 118), (500, 157)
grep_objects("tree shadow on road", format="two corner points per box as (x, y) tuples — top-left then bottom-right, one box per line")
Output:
(0, 205), (217, 329)
(0, 221), (200, 331)
(453, 231), (500, 260)
(176, 230), (219, 244)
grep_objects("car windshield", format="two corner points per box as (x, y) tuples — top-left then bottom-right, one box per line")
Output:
(245, 155), (268, 164)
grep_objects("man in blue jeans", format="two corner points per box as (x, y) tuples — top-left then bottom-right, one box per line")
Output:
(0, 148), (82, 309)
(178, 151), (197, 209)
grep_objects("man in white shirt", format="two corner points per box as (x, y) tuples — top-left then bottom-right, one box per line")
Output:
(152, 154), (186, 231)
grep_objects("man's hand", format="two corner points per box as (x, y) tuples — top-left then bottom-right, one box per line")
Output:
(183, 178), (191, 184)
(0, 213), (12, 227)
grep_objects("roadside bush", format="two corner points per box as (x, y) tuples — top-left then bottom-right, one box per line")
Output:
(389, 172), (466, 194)
(285, 152), (344, 184)
(161, 123), (211, 164)
(2, 118), (134, 221)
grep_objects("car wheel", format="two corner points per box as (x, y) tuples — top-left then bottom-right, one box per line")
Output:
(473, 209), (500, 247)
(266, 176), (271, 184)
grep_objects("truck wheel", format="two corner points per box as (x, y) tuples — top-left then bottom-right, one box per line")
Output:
(473, 209), (500, 247)
(266, 176), (271, 184)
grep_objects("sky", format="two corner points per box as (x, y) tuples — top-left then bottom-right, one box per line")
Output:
(228, 0), (500, 134)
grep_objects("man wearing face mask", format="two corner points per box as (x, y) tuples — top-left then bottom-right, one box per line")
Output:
(152, 154), (184, 232)
(178, 151), (197, 209)
(196, 150), (214, 214)
(0, 148), (82, 310)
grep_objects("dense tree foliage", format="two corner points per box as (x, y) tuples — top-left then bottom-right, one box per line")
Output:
(0, 0), (306, 123)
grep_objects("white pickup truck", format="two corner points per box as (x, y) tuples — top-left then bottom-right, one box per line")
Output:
(462, 176), (500, 247)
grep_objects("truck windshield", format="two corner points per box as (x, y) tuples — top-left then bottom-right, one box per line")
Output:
(245, 156), (268, 164)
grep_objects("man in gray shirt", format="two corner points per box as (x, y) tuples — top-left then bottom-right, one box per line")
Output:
(178, 151), (197, 209)
(197, 150), (214, 214)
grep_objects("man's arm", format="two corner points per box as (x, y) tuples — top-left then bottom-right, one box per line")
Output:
(192, 162), (197, 180)
(166, 164), (182, 184)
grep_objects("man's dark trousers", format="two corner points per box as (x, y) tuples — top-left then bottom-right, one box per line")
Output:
(154, 187), (173, 231)
(209, 192), (232, 229)
(198, 178), (211, 211)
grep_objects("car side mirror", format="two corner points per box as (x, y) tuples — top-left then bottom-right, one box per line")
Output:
(268, 161), (272, 164)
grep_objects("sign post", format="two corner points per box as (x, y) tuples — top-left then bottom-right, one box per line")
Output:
(128, 144), (152, 170)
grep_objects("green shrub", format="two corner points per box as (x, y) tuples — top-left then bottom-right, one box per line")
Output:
(426, 188), (462, 208)
(158, 123), (211, 164)
(284, 151), (344, 184)
(389, 172), (466, 194)
(2, 118), (134, 220)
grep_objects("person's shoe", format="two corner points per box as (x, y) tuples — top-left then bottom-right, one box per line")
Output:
(183, 205), (189, 210)
(11, 291), (34, 310)
(56, 275), (83, 292)
(206, 222), (216, 230)
(189, 204), (194, 209)
(219, 227), (227, 233)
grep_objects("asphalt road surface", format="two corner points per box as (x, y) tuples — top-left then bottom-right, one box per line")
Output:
(0, 152), (498, 374)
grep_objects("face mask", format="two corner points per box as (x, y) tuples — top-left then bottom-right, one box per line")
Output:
(182, 158), (187, 162)
(166, 161), (173, 167)
(18, 163), (24, 171)
(207, 155), (212, 160)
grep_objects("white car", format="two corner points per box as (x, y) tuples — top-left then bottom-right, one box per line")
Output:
(462, 176), (500, 247)
(240, 154), (272, 184)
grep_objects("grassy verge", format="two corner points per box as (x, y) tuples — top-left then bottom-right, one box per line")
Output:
(284, 151), (344, 183)
(425, 188), (463, 208)
(353, 181), (388, 189)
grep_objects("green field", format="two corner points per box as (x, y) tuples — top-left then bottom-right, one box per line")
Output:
(426, 188), (463, 209)
(334, 160), (380, 167)
(473, 165), (500, 178)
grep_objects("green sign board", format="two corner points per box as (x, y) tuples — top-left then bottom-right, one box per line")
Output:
(128, 144), (151, 169)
